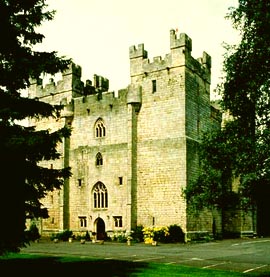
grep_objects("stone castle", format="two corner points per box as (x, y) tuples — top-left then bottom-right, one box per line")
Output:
(28, 29), (253, 240)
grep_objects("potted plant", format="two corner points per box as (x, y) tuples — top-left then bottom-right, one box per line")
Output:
(91, 232), (96, 243)
(80, 238), (86, 244)
(126, 235), (132, 246)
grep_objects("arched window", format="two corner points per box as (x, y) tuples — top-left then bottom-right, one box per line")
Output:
(94, 118), (106, 138)
(96, 152), (103, 166)
(93, 182), (108, 209)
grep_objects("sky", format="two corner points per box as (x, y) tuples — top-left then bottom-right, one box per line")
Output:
(37, 0), (240, 100)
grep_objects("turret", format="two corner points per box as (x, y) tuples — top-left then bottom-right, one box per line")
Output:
(129, 29), (211, 84)
(127, 84), (142, 112)
(170, 29), (192, 52)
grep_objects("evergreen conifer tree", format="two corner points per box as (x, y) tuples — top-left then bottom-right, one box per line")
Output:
(0, 0), (72, 254)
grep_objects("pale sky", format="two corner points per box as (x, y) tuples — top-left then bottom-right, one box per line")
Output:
(38, 0), (240, 99)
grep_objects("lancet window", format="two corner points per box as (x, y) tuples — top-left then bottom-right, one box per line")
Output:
(93, 182), (108, 209)
(95, 118), (106, 137)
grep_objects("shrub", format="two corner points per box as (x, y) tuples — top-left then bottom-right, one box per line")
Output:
(24, 224), (40, 242)
(51, 230), (73, 241)
(112, 233), (127, 243)
(167, 224), (185, 243)
(85, 231), (91, 241)
(142, 225), (185, 244)
(131, 225), (144, 242)
(143, 226), (169, 243)
(153, 227), (169, 242)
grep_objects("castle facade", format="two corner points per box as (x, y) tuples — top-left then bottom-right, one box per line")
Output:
(28, 29), (251, 240)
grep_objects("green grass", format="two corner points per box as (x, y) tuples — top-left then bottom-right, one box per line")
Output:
(0, 253), (264, 276)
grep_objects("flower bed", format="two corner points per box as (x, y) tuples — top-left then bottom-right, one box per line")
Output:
(142, 226), (169, 244)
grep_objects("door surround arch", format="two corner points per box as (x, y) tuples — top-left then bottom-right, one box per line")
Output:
(94, 217), (106, 240)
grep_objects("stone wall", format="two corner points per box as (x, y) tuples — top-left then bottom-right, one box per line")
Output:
(29, 29), (224, 238)
(128, 29), (217, 234)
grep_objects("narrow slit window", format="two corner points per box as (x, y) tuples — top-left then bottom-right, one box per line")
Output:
(152, 80), (157, 93)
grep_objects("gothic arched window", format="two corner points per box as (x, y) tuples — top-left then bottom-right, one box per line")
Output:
(96, 152), (103, 166)
(93, 182), (108, 209)
(94, 118), (106, 138)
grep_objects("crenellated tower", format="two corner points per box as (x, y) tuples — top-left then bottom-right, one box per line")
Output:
(128, 29), (218, 235)
(28, 29), (237, 241)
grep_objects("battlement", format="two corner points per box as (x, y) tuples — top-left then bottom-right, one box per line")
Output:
(129, 29), (211, 83)
(63, 63), (82, 77)
(28, 62), (110, 102)
(170, 29), (192, 51)
(28, 63), (83, 100)
(129, 44), (148, 59)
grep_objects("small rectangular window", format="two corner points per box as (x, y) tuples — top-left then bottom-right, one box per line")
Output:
(119, 177), (123, 185)
(113, 216), (123, 227)
(78, 179), (82, 187)
(152, 80), (157, 93)
(79, 216), (87, 228)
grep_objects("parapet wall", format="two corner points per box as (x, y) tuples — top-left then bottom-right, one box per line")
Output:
(28, 63), (110, 102)
(170, 29), (192, 51)
(129, 29), (211, 83)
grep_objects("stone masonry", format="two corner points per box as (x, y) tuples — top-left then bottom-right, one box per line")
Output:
(28, 29), (247, 240)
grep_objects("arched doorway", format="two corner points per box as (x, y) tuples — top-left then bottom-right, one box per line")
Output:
(95, 217), (106, 240)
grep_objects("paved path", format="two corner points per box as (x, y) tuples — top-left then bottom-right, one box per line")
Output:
(21, 237), (270, 275)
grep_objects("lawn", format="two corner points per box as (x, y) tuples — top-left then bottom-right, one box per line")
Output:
(0, 253), (263, 276)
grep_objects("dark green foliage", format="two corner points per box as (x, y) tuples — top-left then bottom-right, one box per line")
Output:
(184, 125), (240, 213)
(131, 225), (144, 242)
(184, 0), (270, 231)
(153, 229), (166, 243)
(220, 0), (270, 210)
(0, 0), (72, 255)
(84, 231), (91, 241)
(167, 225), (185, 243)
(154, 225), (185, 243)
(112, 233), (127, 243)
(51, 230), (73, 242)
(24, 224), (40, 242)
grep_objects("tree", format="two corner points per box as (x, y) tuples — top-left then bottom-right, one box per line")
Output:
(0, 0), (72, 254)
(184, 121), (243, 235)
(222, 0), (270, 199)
(184, 0), (270, 235)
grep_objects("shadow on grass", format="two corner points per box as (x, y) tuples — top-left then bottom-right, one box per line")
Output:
(1, 254), (269, 276)
(0, 256), (149, 276)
